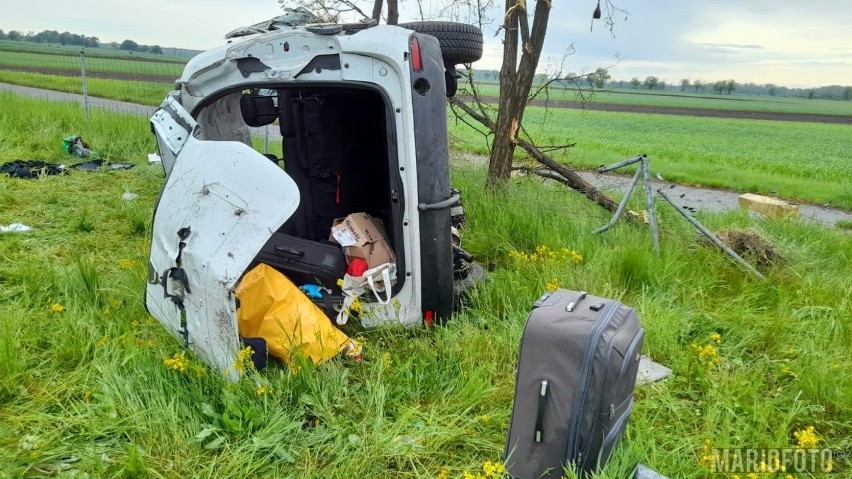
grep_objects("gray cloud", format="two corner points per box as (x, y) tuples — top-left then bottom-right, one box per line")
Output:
(3, 0), (850, 87)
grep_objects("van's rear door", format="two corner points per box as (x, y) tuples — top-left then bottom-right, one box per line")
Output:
(145, 131), (298, 379)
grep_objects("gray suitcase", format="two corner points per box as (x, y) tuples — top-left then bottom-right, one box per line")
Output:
(505, 289), (644, 478)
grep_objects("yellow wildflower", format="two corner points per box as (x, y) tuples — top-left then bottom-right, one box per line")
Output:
(233, 346), (254, 375)
(436, 469), (449, 479)
(793, 426), (819, 449)
(709, 332), (722, 344)
(50, 303), (65, 313)
(482, 460), (506, 477)
(545, 279), (559, 291)
(163, 352), (189, 372)
(118, 259), (140, 270)
(691, 342), (721, 368)
(383, 352), (393, 368)
(509, 246), (583, 266)
(256, 386), (268, 396)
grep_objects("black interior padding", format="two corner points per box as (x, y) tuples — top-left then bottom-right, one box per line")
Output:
(240, 93), (279, 127)
(278, 88), (392, 245)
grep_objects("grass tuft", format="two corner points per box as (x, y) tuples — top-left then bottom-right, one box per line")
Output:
(1, 93), (850, 478)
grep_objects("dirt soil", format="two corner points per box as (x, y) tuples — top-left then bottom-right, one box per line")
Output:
(3, 65), (850, 124)
(460, 95), (852, 125)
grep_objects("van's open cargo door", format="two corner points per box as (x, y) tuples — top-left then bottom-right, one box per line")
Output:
(146, 136), (299, 379)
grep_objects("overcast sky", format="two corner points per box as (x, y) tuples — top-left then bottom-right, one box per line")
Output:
(4, 0), (851, 88)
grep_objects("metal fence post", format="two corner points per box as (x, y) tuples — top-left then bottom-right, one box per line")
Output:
(80, 50), (90, 121)
(641, 158), (660, 252)
(264, 125), (270, 154)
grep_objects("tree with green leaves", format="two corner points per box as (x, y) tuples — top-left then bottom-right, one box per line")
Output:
(120, 39), (139, 51)
(590, 67), (611, 89)
(644, 76), (659, 90)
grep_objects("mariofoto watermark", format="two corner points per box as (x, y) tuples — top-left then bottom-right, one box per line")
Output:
(706, 448), (846, 474)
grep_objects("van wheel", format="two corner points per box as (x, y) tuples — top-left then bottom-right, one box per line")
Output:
(398, 21), (483, 65)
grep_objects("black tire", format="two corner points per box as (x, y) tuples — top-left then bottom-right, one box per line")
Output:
(453, 261), (487, 309)
(398, 21), (483, 65)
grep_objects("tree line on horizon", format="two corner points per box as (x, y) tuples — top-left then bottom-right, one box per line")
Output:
(0, 28), (164, 54)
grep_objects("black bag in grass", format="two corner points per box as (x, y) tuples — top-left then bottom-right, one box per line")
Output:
(0, 160), (67, 179)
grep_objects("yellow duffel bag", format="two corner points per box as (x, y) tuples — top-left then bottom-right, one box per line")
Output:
(236, 263), (352, 367)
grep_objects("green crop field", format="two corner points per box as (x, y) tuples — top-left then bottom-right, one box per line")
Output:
(1, 94), (851, 478)
(450, 107), (852, 209)
(0, 40), (188, 63)
(0, 50), (184, 77)
(0, 71), (172, 105)
(467, 83), (852, 117)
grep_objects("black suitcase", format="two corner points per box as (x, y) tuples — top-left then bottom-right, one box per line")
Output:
(505, 289), (644, 479)
(249, 232), (347, 314)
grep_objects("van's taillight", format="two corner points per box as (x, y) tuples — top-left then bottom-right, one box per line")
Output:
(409, 37), (423, 72)
(423, 309), (434, 326)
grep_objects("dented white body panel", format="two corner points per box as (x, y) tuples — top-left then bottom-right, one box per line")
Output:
(146, 137), (299, 378)
(147, 22), (455, 376)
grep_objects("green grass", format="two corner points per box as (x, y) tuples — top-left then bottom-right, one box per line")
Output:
(0, 40), (188, 63)
(450, 107), (852, 209)
(0, 50), (184, 78)
(2, 93), (852, 478)
(468, 83), (852, 117)
(0, 71), (171, 105)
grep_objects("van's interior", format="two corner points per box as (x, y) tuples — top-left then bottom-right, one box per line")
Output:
(192, 85), (405, 308)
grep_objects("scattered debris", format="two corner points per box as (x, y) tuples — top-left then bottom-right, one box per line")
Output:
(634, 464), (670, 479)
(705, 228), (783, 270)
(63, 135), (99, 158)
(148, 153), (162, 164)
(122, 192), (139, 201)
(594, 155), (660, 252)
(738, 193), (799, 220)
(1, 223), (32, 233)
(73, 159), (135, 171)
(637, 355), (673, 385)
(1, 160), (67, 179)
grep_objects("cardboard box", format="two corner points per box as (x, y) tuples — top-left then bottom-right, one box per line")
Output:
(330, 213), (395, 268)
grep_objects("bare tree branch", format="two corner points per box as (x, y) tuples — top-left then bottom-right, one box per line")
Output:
(515, 138), (631, 216)
(449, 96), (495, 130)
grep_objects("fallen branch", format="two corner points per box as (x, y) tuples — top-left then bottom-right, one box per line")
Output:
(449, 95), (632, 218)
(515, 138), (631, 216)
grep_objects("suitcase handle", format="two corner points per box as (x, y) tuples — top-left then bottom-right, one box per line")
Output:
(535, 380), (549, 442)
(274, 245), (305, 257)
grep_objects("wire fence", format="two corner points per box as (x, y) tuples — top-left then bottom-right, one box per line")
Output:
(0, 42), (280, 154)
(0, 45), (177, 119)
